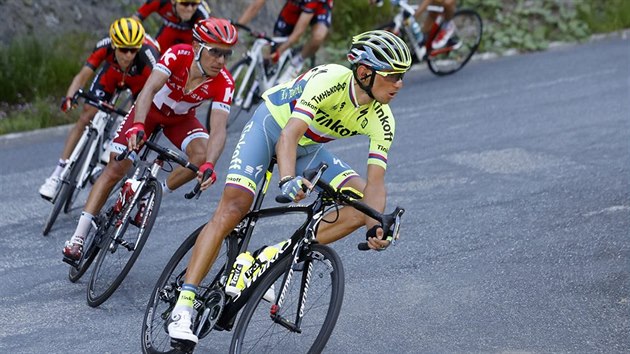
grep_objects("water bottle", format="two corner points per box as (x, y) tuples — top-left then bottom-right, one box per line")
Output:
(410, 20), (423, 43)
(114, 178), (140, 213)
(243, 241), (287, 279)
(225, 251), (255, 297)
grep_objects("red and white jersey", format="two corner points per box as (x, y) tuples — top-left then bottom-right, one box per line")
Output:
(153, 43), (234, 116)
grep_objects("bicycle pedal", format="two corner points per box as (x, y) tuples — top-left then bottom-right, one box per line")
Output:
(61, 256), (80, 269)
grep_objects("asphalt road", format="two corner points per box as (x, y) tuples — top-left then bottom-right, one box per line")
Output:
(0, 35), (628, 353)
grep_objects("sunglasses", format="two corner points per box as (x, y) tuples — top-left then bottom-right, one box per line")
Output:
(375, 70), (405, 83)
(117, 47), (139, 54)
(200, 44), (233, 58)
(178, 2), (200, 7)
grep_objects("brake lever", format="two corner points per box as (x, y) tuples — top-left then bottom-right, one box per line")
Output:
(184, 168), (210, 200)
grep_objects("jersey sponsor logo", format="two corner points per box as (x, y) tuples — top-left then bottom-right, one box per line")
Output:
(144, 48), (157, 67)
(377, 144), (389, 153)
(177, 49), (191, 56)
(299, 99), (317, 111)
(229, 120), (253, 170)
(314, 110), (359, 137)
(162, 48), (177, 66)
(96, 38), (111, 48)
(375, 104), (393, 141)
(310, 82), (346, 104)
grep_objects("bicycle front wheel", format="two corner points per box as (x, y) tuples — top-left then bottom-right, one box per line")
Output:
(141, 224), (234, 354)
(86, 179), (162, 307)
(427, 9), (483, 76)
(42, 133), (94, 236)
(230, 244), (345, 354)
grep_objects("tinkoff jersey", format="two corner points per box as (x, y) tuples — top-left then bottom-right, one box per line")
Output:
(262, 63), (394, 169)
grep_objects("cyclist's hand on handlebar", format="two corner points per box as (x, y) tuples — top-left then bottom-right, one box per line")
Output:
(366, 225), (392, 251)
(60, 96), (75, 113)
(125, 122), (146, 151)
(197, 162), (217, 191)
(270, 51), (280, 63)
(279, 176), (309, 202)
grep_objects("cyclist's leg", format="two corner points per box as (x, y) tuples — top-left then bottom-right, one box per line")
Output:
(295, 146), (368, 244)
(300, 11), (331, 59)
(169, 103), (280, 342)
(161, 113), (209, 190)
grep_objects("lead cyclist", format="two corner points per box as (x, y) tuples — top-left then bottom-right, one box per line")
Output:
(166, 30), (412, 346)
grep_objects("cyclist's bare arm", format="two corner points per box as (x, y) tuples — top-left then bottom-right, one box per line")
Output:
(361, 163), (390, 248)
(276, 117), (310, 199)
(65, 66), (94, 98)
(237, 0), (266, 25)
(128, 69), (169, 150)
(277, 11), (315, 55)
(199, 108), (229, 190)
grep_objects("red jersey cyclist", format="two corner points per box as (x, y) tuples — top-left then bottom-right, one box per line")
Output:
(62, 18), (239, 263)
(166, 30), (411, 345)
(133, 0), (211, 53)
(38, 18), (160, 200)
(237, 0), (334, 83)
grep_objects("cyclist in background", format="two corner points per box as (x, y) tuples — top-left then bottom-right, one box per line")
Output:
(237, 0), (334, 83)
(166, 30), (411, 345)
(133, 0), (211, 53)
(62, 18), (239, 263)
(371, 0), (457, 49)
(38, 18), (160, 200)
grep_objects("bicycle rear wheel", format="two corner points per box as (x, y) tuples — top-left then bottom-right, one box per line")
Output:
(427, 9), (483, 76)
(86, 179), (162, 307)
(42, 133), (94, 236)
(141, 225), (234, 354)
(206, 57), (256, 131)
(230, 244), (344, 354)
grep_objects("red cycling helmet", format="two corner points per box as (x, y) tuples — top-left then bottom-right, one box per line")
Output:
(192, 18), (238, 46)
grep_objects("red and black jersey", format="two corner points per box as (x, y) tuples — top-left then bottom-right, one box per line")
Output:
(277, 0), (333, 27)
(135, 0), (210, 31)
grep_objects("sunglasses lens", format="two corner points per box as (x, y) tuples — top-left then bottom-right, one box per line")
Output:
(209, 48), (232, 58)
(379, 71), (404, 82)
(181, 2), (198, 6)
(119, 48), (138, 54)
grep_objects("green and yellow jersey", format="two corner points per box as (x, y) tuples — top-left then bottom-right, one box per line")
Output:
(262, 63), (395, 170)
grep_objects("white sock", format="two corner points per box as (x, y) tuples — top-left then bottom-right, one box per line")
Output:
(162, 180), (173, 193)
(51, 159), (67, 178)
(72, 211), (94, 240)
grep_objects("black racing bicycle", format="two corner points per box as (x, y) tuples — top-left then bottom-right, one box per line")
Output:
(141, 159), (404, 353)
(65, 128), (211, 308)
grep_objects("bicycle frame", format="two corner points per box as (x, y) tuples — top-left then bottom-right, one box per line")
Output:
(390, 0), (448, 59)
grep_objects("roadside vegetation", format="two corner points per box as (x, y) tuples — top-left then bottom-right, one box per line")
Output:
(1, 0), (628, 135)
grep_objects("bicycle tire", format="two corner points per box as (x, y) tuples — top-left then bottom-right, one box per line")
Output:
(206, 57), (255, 132)
(42, 132), (94, 236)
(86, 179), (162, 307)
(141, 224), (234, 354)
(230, 244), (344, 354)
(64, 133), (98, 214)
(427, 9), (483, 76)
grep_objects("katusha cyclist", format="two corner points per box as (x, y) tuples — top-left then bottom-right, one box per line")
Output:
(237, 0), (334, 83)
(38, 18), (160, 201)
(166, 30), (411, 346)
(133, 0), (211, 53)
(62, 18), (238, 263)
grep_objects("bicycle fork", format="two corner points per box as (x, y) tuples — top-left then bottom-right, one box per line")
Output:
(270, 248), (313, 333)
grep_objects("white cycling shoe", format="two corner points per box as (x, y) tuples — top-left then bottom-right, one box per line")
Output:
(277, 62), (303, 85)
(39, 177), (60, 200)
(168, 310), (198, 344)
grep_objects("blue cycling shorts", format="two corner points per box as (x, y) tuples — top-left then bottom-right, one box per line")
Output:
(225, 103), (359, 196)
